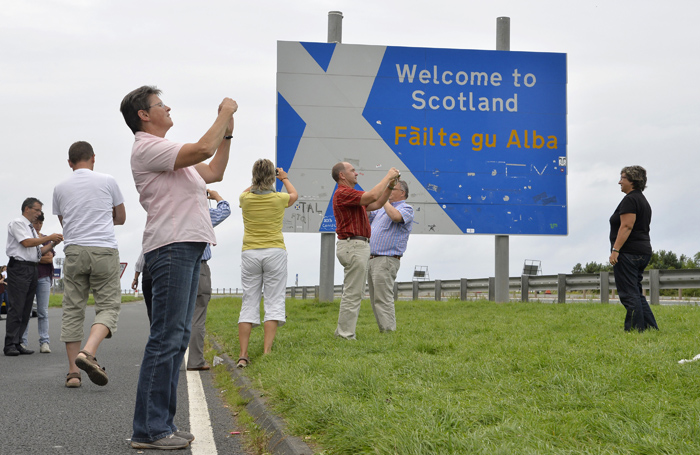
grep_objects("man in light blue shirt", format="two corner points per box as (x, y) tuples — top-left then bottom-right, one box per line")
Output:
(367, 179), (413, 332)
(187, 189), (231, 370)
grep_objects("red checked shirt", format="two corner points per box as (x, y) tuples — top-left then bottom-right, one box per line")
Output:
(333, 185), (370, 240)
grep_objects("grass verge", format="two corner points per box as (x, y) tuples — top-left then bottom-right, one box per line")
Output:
(49, 294), (141, 307)
(206, 297), (700, 455)
(206, 342), (271, 455)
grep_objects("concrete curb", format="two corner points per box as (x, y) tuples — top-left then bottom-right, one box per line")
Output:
(210, 339), (314, 455)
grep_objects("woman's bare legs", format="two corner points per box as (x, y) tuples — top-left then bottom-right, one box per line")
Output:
(238, 322), (253, 365)
(263, 320), (278, 354)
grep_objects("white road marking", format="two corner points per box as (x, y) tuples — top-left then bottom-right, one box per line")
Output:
(185, 348), (218, 454)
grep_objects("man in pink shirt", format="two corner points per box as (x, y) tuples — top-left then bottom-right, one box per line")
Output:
(120, 86), (237, 450)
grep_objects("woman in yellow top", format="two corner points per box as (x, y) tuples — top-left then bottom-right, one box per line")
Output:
(237, 159), (297, 368)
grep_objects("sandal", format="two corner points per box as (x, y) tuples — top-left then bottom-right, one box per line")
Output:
(75, 349), (108, 386)
(236, 356), (249, 368)
(65, 372), (81, 388)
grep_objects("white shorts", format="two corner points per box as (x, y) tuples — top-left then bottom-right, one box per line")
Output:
(239, 248), (287, 327)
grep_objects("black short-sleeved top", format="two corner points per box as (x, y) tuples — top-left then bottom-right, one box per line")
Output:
(609, 189), (652, 255)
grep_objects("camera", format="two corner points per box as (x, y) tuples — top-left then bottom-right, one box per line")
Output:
(276, 169), (279, 176)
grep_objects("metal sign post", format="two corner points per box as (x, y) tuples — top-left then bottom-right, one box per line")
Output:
(495, 16), (510, 303)
(318, 11), (343, 302)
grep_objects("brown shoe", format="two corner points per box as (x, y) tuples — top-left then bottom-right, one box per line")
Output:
(75, 349), (108, 386)
(65, 372), (81, 388)
(187, 364), (210, 371)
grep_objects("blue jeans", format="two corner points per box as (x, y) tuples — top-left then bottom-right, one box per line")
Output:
(22, 276), (51, 346)
(613, 253), (659, 332)
(131, 242), (205, 443)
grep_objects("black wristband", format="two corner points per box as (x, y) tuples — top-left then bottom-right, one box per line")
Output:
(224, 135), (233, 140)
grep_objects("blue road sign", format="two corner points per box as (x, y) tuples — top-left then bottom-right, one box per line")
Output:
(277, 41), (567, 235)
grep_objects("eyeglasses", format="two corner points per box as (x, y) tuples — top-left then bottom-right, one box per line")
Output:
(148, 101), (166, 109)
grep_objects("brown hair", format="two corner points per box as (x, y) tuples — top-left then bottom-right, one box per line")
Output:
(331, 162), (347, 182)
(68, 141), (94, 164)
(120, 85), (161, 134)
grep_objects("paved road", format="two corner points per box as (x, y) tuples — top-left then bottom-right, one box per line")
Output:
(0, 301), (248, 455)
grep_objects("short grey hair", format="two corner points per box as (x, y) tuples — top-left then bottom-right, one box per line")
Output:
(621, 165), (647, 191)
(397, 179), (408, 198)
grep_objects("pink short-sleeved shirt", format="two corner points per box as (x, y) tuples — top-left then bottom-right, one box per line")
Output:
(131, 131), (215, 253)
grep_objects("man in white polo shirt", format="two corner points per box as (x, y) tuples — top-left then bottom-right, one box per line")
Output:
(121, 85), (236, 450)
(4, 198), (63, 356)
(53, 141), (126, 388)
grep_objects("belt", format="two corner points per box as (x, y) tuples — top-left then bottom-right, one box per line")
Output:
(10, 258), (38, 267)
(370, 255), (401, 260)
(346, 236), (369, 243)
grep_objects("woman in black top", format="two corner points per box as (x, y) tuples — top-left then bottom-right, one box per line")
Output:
(609, 165), (658, 332)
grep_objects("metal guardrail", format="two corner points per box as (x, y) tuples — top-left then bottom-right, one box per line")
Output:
(285, 269), (700, 304)
(122, 288), (243, 297)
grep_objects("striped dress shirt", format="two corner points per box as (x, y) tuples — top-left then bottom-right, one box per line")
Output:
(202, 200), (231, 261)
(368, 200), (414, 256)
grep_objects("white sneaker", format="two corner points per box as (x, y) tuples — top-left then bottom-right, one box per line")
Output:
(40, 343), (51, 353)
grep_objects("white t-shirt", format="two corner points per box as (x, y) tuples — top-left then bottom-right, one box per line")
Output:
(52, 169), (124, 249)
(130, 132), (215, 254)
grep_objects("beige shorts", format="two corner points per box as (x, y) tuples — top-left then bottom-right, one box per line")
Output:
(60, 245), (121, 343)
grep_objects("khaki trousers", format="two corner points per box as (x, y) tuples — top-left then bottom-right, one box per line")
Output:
(60, 245), (121, 342)
(367, 256), (400, 332)
(335, 239), (370, 339)
(187, 261), (211, 369)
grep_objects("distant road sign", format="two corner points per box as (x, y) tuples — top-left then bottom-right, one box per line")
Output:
(277, 41), (567, 235)
(120, 262), (127, 279)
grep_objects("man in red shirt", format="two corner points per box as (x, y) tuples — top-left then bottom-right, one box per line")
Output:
(331, 162), (399, 339)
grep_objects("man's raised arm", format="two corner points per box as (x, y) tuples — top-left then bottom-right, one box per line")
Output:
(362, 168), (399, 210)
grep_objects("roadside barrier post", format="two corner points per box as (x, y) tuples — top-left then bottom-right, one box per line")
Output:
(557, 274), (567, 303)
(521, 275), (530, 302)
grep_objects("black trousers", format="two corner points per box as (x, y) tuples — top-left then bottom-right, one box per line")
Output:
(613, 252), (658, 332)
(4, 261), (37, 351)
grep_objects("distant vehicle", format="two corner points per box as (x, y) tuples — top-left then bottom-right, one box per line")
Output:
(1, 297), (38, 317)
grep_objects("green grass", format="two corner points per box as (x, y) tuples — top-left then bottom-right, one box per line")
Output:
(48, 293), (140, 307)
(206, 298), (700, 455)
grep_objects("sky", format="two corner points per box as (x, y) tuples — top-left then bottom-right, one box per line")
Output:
(2, 1), (699, 292)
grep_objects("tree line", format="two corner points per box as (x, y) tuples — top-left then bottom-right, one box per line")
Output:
(572, 250), (700, 298)
(572, 250), (700, 274)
